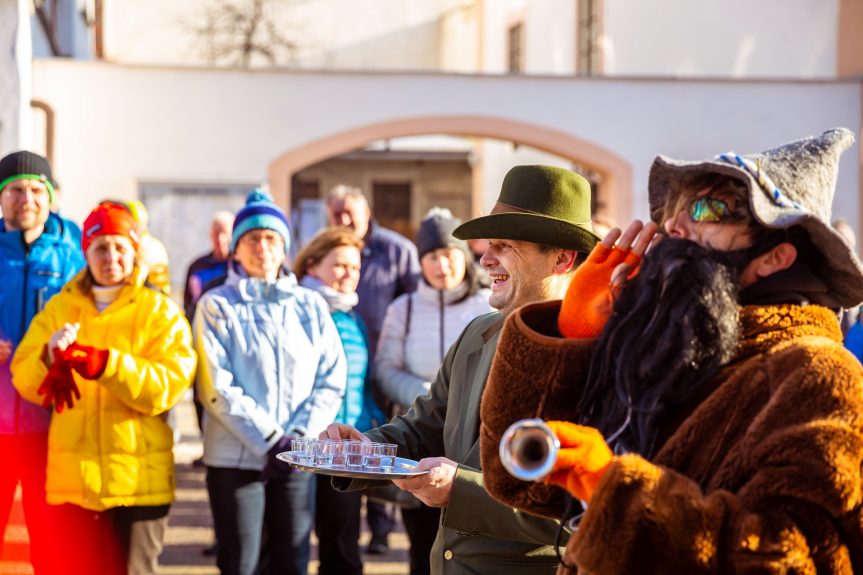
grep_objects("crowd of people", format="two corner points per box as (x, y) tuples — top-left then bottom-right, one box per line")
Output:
(2, 126), (863, 575)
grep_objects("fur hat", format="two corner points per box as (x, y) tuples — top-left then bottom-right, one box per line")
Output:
(230, 189), (291, 254)
(415, 207), (468, 259)
(453, 165), (600, 253)
(0, 151), (55, 205)
(648, 128), (863, 308)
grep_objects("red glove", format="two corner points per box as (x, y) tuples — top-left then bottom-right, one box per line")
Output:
(544, 421), (613, 503)
(64, 342), (109, 380)
(37, 348), (81, 413)
(558, 244), (642, 339)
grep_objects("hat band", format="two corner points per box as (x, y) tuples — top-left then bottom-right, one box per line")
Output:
(0, 174), (55, 204)
(716, 153), (803, 211)
(489, 201), (592, 226)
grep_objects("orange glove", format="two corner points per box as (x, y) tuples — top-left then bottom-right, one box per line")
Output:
(544, 421), (613, 502)
(558, 244), (642, 339)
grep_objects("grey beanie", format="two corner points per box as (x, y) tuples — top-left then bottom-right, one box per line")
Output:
(416, 208), (468, 259)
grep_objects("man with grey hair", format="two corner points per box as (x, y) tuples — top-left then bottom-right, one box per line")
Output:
(183, 210), (236, 323)
(325, 184), (420, 553)
(326, 185), (420, 355)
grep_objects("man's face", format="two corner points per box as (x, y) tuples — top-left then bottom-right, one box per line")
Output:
(0, 179), (51, 232)
(327, 196), (370, 239)
(234, 229), (286, 281)
(480, 239), (559, 316)
(211, 220), (233, 260)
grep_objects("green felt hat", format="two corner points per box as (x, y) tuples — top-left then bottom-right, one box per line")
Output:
(453, 165), (600, 253)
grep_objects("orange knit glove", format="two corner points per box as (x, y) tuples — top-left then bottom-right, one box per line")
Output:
(37, 348), (81, 413)
(544, 421), (613, 502)
(558, 244), (642, 338)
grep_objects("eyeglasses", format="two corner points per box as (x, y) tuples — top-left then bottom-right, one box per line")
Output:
(687, 197), (748, 224)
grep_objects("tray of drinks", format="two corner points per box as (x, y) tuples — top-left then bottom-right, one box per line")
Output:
(275, 439), (429, 480)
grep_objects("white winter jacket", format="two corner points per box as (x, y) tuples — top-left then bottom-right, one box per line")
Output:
(374, 279), (491, 406)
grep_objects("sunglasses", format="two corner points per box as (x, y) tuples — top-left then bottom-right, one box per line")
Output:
(687, 196), (748, 224)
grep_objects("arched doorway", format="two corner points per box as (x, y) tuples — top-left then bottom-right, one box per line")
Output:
(268, 115), (633, 223)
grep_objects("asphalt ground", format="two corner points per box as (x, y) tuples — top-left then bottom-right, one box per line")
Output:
(1, 393), (411, 574)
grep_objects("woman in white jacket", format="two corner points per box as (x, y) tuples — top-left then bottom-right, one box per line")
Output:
(374, 208), (491, 575)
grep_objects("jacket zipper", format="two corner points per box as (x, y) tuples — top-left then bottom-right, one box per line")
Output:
(438, 291), (445, 363)
(15, 257), (29, 433)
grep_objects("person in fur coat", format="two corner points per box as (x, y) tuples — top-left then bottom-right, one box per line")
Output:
(479, 128), (863, 574)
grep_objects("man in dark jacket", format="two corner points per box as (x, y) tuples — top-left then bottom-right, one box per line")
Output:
(183, 210), (235, 324)
(0, 151), (84, 573)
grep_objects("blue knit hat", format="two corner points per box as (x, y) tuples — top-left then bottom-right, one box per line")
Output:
(230, 189), (291, 253)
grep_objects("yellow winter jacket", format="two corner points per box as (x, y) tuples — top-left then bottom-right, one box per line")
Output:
(11, 266), (196, 511)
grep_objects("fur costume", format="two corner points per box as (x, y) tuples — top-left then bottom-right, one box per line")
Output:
(480, 301), (863, 574)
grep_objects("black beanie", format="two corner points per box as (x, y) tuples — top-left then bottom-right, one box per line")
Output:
(416, 208), (468, 259)
(0, 151), (55, 203)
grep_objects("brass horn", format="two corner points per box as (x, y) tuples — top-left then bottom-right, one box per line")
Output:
(499, 418), (559, 481)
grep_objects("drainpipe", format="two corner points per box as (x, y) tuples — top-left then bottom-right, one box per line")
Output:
(30, 99), (54, 164)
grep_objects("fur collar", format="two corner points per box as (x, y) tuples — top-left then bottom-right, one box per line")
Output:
(734, 304), (842, 364)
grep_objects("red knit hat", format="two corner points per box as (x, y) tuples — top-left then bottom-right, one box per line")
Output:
(82, 202), (140, 254)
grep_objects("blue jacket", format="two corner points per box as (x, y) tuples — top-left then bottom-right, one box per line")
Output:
(194, 264), (347, 470)
(0, 213), (84, 434)
(330, 310), (386, 432)
(356, 221), (420, 356)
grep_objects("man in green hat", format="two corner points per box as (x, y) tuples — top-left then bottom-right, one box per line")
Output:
(322, 165), (599, 574)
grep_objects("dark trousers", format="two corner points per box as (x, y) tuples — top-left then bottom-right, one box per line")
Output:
(314, 476), (362, 575)
(49, 503), (170, 575)
(0, 433), (51, 575)
(207, 466), (314, 575)
(365, 500), (394, 541)
(401, 504), (440, 575)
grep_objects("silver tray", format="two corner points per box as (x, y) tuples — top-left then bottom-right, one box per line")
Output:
(276, 451), (428, 480)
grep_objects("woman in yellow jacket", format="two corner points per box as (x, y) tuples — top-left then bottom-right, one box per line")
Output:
(11, 201), (196, 575)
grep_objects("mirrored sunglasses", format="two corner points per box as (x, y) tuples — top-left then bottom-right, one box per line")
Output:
(687, 196), (747, 224)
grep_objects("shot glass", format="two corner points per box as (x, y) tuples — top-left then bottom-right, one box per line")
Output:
(380, 443), (397, 472)
(363, 443), (384, 471)
(346, 440), (365, 469)
(330, 440), (347, 467)
(290, 438), (307, 464)
(314, 440), (335, 467)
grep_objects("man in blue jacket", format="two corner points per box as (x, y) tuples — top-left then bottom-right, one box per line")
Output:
(0, 151), (84, 573)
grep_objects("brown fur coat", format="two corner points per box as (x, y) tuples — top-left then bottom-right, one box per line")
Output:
(480, 301), (863, 574)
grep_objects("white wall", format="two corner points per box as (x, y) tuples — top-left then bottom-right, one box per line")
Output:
(523, 0), (576, 75)
(0, 0), (32, 154)
(32, 61), (861, 236)
(103, 0), (451, 70)
(604, 0), (840, 78)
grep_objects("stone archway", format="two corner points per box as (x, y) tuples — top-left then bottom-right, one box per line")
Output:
(268, 115), (634, 222)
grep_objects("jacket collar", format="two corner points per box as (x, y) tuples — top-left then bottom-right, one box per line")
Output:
(225, 260), (298, 301)
(416, 276), (470, 305)
(734, 303), (842, 364)
(0, 212), (68, 251)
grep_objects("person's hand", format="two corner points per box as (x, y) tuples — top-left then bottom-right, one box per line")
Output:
(543, 421), (613, 503)
(558, 221), (660, 339)
(261, 435), (295, 482)
(319, 423), (370, 442)
(37, 349), (81, 413)
(0, 339), (11, 365)
(392, 457), (458, 507)
(47, 323), (80, 364)
(64, 342), (109, 380)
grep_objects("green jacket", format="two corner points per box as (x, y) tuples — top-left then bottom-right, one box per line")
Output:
(337, 312), (562, 574)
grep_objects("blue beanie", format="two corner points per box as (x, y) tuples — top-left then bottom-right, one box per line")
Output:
(230, 189), (291, 253)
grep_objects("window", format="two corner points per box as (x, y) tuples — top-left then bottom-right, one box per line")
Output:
(508, 23), (524, 73)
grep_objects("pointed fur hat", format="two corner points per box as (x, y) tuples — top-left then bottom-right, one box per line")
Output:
(648, 128), (863, 308)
